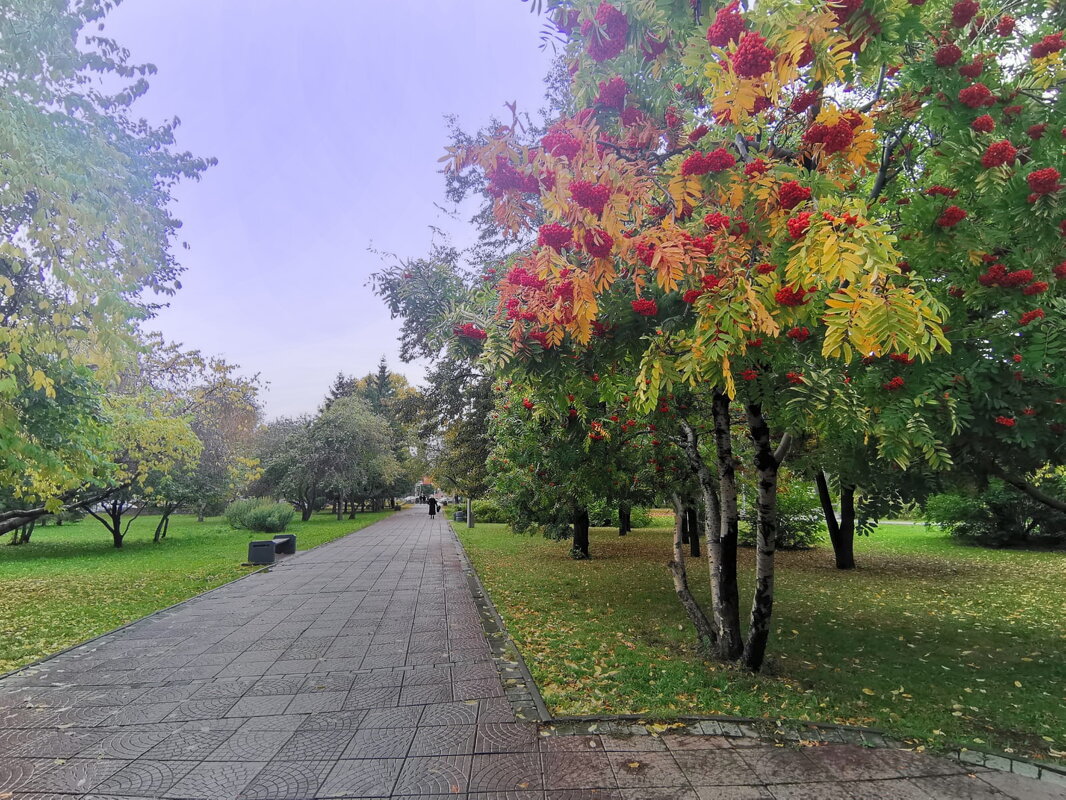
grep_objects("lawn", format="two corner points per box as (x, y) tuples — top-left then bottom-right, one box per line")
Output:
(0, 509), (394, 674)
(455, 519), (1066, 764)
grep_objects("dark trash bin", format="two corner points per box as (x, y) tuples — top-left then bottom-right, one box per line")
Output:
(248, 540), (276, 565)
(453, 510), (467, 522)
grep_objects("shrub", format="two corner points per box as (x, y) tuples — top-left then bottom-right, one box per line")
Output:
(587, 498), (654, 529)
(741, 480), (823, 550)
(225, 499), (294, 533)
(925, 478), (1066, 547)
(470, 498), (508, 523)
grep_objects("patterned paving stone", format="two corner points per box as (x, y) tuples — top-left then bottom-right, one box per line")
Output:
(674, 749), (764, 786)
(273, 730), (352, 762)
(236, 760), (334, 800)
(143, 729), (234, 761)
(93, 759), (196, 796)
(205, 730), (294, 761)
(317, 757), (403, 798)
(470, 753), (544, 792)
(476, 723), (538, 754)
(608, 750), (689, 788)
(23, 757), (127, 794)
(343, 726), (418, 759)
(164, 759), (266, 800)
(393, 754), (472, 795)
(541, 753), (618, 790)
(409, 725), (478, 757)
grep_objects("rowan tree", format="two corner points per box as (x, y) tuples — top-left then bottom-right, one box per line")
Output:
(447, 0), (1064, 670)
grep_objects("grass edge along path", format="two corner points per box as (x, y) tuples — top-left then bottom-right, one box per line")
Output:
(0, 510), (395, 674)
(454, 519), (1065, 766)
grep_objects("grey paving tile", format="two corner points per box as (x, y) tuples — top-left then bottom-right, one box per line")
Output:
(469, 753), (543, 792)
(317, 757), (403, 797)
(236, 760), (334, 799)
(393, 754), (472, 795)
(164, 760), (266, 800)
(343, 727), (418, 759)
(541, 753), (617, 790)
(93, 759), (196, 796)
(608, 750), (689, 788)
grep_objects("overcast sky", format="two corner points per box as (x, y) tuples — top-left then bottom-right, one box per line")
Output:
(103, 0), (554, 418)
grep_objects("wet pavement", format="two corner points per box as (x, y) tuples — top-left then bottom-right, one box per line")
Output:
(0, 508), (1061, 799)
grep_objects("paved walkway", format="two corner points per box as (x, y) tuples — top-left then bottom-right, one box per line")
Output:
(0, 509), (1061, 799)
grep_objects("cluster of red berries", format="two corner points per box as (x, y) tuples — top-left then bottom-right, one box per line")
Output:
(641, 35), (668, 62)
(731, 32), (776, 79)
(1027, 167), (1061, 195)
(584, 229), (614, 258)
(951, 0), (979, 27)
(996, 15), (1015, 35)
(688, 124), (710, 143)
(706, 1), (745, 47)
(681, 147), (736, 176)
(995, 416), (1016, 427)
(934, 43), (963, 67)
(552, 280), (574, 302)
(803, 117), (857, 154)
(522, 398), (534, 410)
(883, 376), (905, 391)
(678, 231), (716, 255)
(790, 90), (820, 114)
(683, 289), (703, 304)
(958, 83), (994, 108)
(631, 298), (658, 316)
(971, 114), (995, 133)
(538, 223), (573, 252)
(926, 185), (959, 198)
(981, 140), (1017, 168)
(490, 157), (539, 194)
(756, 262), (776, 274)
(741, 369), (759, 381)
(1054, 261), (1066, 279)
(704, 211), (731, 229)
(889, 353), (915, 364)
(582, 2), (629, 62)
(959, 58), (984, 79)
(506, 265), (547, 289)
(775, 284), (810, 306)
(779, 181), (812, 210)
(595, 77), (628, 110)
(786, 372), (805, 385)
(635, 240), (657, 266)
(787, 211), (813, 240)
(701, 274), (723, 290)
(787, 326), (811, 342)
(1019, 308), (1045, 325)
(527, 330), (550, 348)
(570, 180), (611, 216)
(937, 205), (968, 227)
(1031, 32), (1064, 59)
(542, 129), (582, 160)
(744, 158), (770, 177)
(620, 107), (647, 127)
(454, 323), (487, 340)
(1026, 124), (1047, 140)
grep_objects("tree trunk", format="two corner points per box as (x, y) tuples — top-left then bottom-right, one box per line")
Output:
(668, 498), (717, 649)
(687, 507), (701, 558)
(301, 503), (313, 522)
(197, 503), (206, 523)
(742, 403), (781, 672)
(677, 419), (724, 650)
(571, 505), (590, 559)
(709, 392), (743, 661)
(335, 496), (343, 521)
(816, 472), (856, 569)
(618, 501), (630, 536)
(110, 505), (124, 548)
(680, 506), (689, 544)
(467, 496), (474, 528)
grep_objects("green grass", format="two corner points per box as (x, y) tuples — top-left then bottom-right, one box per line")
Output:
(455, 520), (1066, 764)
(0, 510), (394, 674)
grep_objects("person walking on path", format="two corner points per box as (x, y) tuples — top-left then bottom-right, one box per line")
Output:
(427, 496), (438, 518)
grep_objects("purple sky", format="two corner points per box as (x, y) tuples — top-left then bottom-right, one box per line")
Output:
(103, 0), (554, 418)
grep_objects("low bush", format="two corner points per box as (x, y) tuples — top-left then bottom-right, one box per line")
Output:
(740, 480), (822, 550)
(470, 498), (508, 523)
(925, 477), (1066, 548)
(224, 499), (294, 533)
